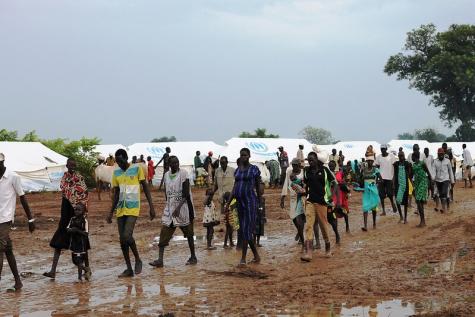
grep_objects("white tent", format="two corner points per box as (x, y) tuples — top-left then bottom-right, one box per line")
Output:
(94, 144), (127, 159)
(0, 142), (67, 192)
(331, 141), (381, 163)
(388, 139), (432, 155)
(127, 142), (224, 184)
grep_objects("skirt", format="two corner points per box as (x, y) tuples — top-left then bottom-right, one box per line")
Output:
(362, 182), (380, 212)
(49, 197), (74, 250)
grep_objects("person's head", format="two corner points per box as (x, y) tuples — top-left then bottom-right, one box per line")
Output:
(140, 154), (144, 160)
(399, 147), (403, 152)
(381, 144), (388, 155)
(240, 148), (251, 165)
(366, 158), (374, 168)
(307, 152), (318, 168)
(413, 144), (420, 152)
(196, 151), (201, 156)
(346, 161), (351, 167)
(208, 151), (213, 157)
(166, 147), (171, 153)
(132, 156), (137, 163)
(66, 158), (77, 173)
(463, 144), (467, 149)
(220, 156), (228, 169)
(74, 203), (86, 217)
(442, 143), (448, 152)
(115, 149), (129, 170)
(328, 160), (336, 172)
(169, 156), (179, 173)
(109, 153), (113, 158)
(0, 153), (5, 169)
(147, 156), (152, 161)
(332, 149), (337, 155)
(448, 148), (453, 159)
(424, 148), (429, 156)
(299, 144), (304, 150)
(291, 158), (301, 172)
(339, 150), (343, 156)
(278, 146), (284, 153)
(437, 148), (445, 160)
(413, 151), (420, 163)
(398, 151), (405, 162)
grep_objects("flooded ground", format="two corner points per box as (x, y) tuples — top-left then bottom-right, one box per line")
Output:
(2, 185), (475, 316)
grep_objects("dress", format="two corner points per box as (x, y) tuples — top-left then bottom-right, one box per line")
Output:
(50, 172), (88, 250)
(233, 165), (261, 241)
(203, 201), (220, 227)
(254, 198), (266, 236)
(413, 161), (429, 202)
(281, 169), (305, 220)
(362, 166), (380, 212)
(394, 161), (411, 205)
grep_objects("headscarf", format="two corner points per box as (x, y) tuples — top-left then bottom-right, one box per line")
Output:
(60, 171), (89, 207)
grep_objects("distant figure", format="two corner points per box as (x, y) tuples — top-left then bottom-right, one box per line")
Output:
(147, 156), (155, 186)
(375, 144), (397, 215)
(338, 150), (345, 168)
(393, 151), (412, 224)
(155, 147), (171, 191)
(277, 146), (289, 186)
(138, 155), (145, 163)
(194, 151), (205, 187)
(203, 151), (214, 187)
(463, 144), (473, 188)
(297, 144), (305, 167)
(203, 189), (220, 250)
(411, 152), (431, 227)
(0, 153), (36, 292)
(433, 148), (455, 213)
(105, 153), (116, 166)
(265, 159), (280, 188)
(131, 156), (138, 164)
(329, 149), (340, 172)
(423, 148), (435, 197)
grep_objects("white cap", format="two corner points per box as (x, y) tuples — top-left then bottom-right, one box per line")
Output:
(0, 153), (4, 161)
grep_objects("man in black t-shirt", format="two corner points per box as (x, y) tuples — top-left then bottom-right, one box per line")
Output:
(155, 147), (171, 191)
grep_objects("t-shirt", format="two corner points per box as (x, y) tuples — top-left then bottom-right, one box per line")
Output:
(0, 169), (24, 224)
(304, 166), (335, 205)
(463, 149), (473, 167)
(214, 166), (236, 203)
(279, 151), (289, 169)
(375, 153), (396, 180)
(111, 164), (145, 217)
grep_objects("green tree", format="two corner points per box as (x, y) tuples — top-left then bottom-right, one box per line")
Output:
(151, 136), (177, 142)
(385, 24), (475, 140)
(42, 137), (100, 187)
(0, 129), (18, 141)
(397, 132), (415, 140)
(414, 128), (447, 142)
(239, 128), (279, 138)
(299, 126), (334, 144)
(22, 130), (41, 142)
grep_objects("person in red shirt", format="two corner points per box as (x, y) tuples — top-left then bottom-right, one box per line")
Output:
(147, 156), (155, 186)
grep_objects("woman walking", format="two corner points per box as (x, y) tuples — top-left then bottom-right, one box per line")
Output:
(394, 151), (412, 224)
(44, 158), (89, 279)
(226, 148), (261, 266)
(360, 149), (381, 232)
(412, 152), (432, 227)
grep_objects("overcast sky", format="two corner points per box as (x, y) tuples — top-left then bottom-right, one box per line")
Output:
(1, 0), (474, 145)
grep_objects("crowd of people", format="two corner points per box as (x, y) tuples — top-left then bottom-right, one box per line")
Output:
(0, 141), (472, 291)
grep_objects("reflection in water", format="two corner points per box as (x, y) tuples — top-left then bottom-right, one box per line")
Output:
(340, 299), (416, 317)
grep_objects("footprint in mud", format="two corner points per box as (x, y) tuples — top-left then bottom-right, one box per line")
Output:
(204, 269), (269, 279)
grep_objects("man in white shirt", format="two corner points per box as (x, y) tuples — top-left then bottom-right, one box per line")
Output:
(0, 153), (35, 291)
(296, 144), (305, 168)
(329, 149), (340, 172)
(375, 144), (397, 215)
(463, 144), (473, 188)
(433, 148), (455, 213)
(423, 148), (435, 197)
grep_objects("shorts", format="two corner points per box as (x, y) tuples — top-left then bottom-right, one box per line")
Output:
(465, 166), (472, 180)
(158, 222), (194, 247)
(378, 180), (394, 198)
(0, 221), (13, 252)
(435, 181), (450, 199)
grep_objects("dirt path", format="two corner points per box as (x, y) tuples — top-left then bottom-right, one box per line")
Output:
(1, 185), (475, 316)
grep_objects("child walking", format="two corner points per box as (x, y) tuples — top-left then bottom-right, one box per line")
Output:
(222, 192), (235, 248)
(254, 194), (266, 247)
(67, 203), (91, 281)
(203, 189), (220, 250)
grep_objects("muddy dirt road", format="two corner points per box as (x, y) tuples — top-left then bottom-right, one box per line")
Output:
(1, 185), (475, 316)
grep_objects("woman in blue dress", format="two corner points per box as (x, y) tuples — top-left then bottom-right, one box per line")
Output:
(226, 148), (262, 266)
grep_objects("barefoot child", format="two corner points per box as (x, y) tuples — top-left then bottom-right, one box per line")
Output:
(67, 203), (91, 281)
(203, 189), (220, 250)
(222, 192), (235, 248)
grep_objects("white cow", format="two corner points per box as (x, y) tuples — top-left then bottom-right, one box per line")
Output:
(94, 164), (116, 200)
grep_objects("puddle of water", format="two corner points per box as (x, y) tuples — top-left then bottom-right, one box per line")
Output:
(431, 253), (457, 276)
(22, 311), (54, 317)
(340, 299), (416, 317)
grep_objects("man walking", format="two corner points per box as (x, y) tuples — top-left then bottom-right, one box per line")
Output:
(463, 144), (473, 188)
(375, 144), (397, 215)
(278, 146), (289, 186)
(296, 144), (305, 167)
(433, 148), (455, 213)
(107, 149), (155, 278)
(155, 147), (171, 191)
(329, 149), (340, 172)
(0, 153), (36, 291)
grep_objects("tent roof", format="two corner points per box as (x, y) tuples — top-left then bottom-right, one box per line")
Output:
(0, 142), (67, 172)
(94, 144), (127, 158)
(127, 142), (224, 166)
(220, 138), (313, 163)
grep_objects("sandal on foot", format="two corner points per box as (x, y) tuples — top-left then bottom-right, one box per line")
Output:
(361, 227), (368, 232)
(149, 259), (163, 268)
(84, 267), (92, 281)
(135, 260), (143, 275)
(185, 257), (198, 265)
(118, 269), (134, 278)
(43, 272), (56, 279)
(7, 282), (23, 292)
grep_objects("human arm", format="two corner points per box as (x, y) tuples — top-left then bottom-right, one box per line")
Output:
(141, 180), (156, 220)
(19, 196), (35, 233)
(154, 156), (164, 169)
(107, 187), (120, 223)
(448, 161), (455, 184)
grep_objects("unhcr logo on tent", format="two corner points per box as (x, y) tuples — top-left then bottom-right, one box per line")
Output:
(344, 144), (353, 148)
(147, 146), (166, 159)
(246, 142), (275, 157)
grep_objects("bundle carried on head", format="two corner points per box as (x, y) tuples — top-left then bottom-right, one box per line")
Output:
(365, 145), (375, 161)
(312, 145), (329, 164)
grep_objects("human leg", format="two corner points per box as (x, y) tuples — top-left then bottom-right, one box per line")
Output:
(150, 225), (175, 267)
(301, 203), (316, 261)
(43, 248), (61, 279)
(117, 216), (134, 276)
(315, 204), (331, 255)
(182, 224), (197, 264)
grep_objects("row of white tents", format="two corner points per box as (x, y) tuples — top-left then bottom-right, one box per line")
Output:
(1, 139), (474, 192)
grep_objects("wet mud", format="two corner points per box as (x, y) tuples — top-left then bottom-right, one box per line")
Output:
(1, 185), (475, 316)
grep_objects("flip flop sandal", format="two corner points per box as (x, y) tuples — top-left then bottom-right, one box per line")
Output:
(185, 257), (198, 265)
